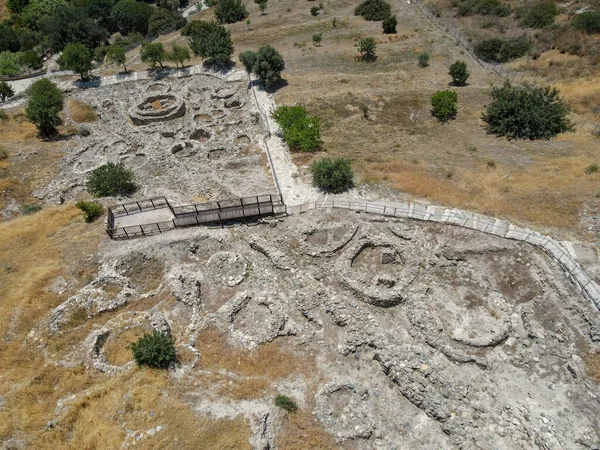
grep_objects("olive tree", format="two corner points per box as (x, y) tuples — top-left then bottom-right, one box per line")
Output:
(58, 42), (94, 80)
(26, 78), (64, 137)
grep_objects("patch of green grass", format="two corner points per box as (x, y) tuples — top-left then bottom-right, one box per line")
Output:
(275, 395), (298, 412)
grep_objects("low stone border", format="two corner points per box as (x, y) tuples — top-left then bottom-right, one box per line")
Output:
(288, 199), (600, 312)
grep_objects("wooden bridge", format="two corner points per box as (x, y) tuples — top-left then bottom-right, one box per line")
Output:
(106, 194), (286, 240)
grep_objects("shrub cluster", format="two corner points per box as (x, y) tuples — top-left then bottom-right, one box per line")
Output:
(572, 11), (600, 34)
(130, 331), (176, 369)
(354, 0), (391, 21)
(275, 395), (298, 412)
(430, 90), (458, 122)
(382, 15), (397, 34)
(474, 37), (530, 63)
(520, 1), (558, 28)
(75, 200), (104, 222)
(482, 81), (572, 139)
(455, 0), (510, 17)
(0, 50), (42, 76)
(449, 61), (469, 86)
(272, 105), (321, 152)
(86, 162), (137, 197)
(358, 37), (377, 61)
(310, 157), (354, 194)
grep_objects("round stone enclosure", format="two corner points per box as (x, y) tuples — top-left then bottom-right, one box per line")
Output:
(129, 94), (186, 125)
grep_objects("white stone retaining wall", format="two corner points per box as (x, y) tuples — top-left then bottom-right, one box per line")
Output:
(287, 199), (600, 312)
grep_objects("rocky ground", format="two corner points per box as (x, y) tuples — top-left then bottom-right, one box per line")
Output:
(26, 207), (600, 449)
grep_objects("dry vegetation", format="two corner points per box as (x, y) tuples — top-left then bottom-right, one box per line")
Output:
(0, 0), (7, 20)
(66, 98), (98, 123)
(275, 409), (339, 450)
(586, 351), (600, 383)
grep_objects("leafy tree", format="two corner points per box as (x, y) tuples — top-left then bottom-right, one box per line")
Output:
(358, 37), (376, 61)
(168, 44), (190, 68)
(312, 32), (322, 46)
(0, 23), (20, 53)
(310, 5), (319, 16)
(354, 0), (391, 20)
(141, 42), (166, 68)
(74, 0), (115, 26)
(86, 162), (137, 197)
(7, 0), (30, 13)
(58, 42), (93, 80)
(21, 0), (65, 30)
(112, 0), (153, 35)
(382, 14), (397, 33)
(19, 50), (42, 69)
(572, 10), (600, 34)
(26, 78), (63, 137)
(0, 81), (15, 102)
(275, 395), (298, 412)
(430, 90), (457, 122)
(418, 51), (429, 67)
(105, 45), (128, 72)
(258, 0), (267, 14)
(521, 1), (557, 28)
(0, 51), (21, 76)
(187, 20), (233, 65)
(448, 61), (469, 86)
(311, 157), (354, 194)
(148, 7), (186, 36)
(238, 50), (256, 73)
(272, 105), (321, 152)
(253, 44), (284, 87)
(75, 200), (104, 222)
(130, 331), (176, 369)
(482, 81), (572, 139)
(40, 5), (109, 51)
(214, 0), (248, 24)
(474, 37), (530, 63)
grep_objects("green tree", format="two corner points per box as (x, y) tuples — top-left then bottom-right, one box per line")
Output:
(58, 42), (93, 80)
(86, 162), (137, 197)
(311, 157), (354, 194)
(448, 61), (469, 86)
(382, 14), (397, 33)
(141, 42), (166, 68)
(21, 0), (65, 30)
(26, 78), (63, 137)
(111, 0), (153, 35)
(19, 50), (42, 69)
(482, 81), (572, 139)
(0, 80), (15, 102)
(7, 0), (30, 13)
(168, 44), (190, 68)
(130, 331), (176, 369)
(430, 90), (457, 122)
(187, 20), (233, 65)
(40, 5), (109, 51)
(238, 50), (256, 73)
(0, 23), (20, 53)
(253, 44), (284, 88)
(310, 5), (319, 16)
(354, 0), (391, 20)
(0, 51), (21, 76)
(521, 1), (557, 28)
(358, 37), (376, 61)
(258, 0), (267, 14)
(105, 45), (128, 73)
(418, 51), (429, 67)
(572, 10), (600, 34)
(312, 32), (322, 46)
(214, 0), (249, 24)
(148, 7), (186, 36)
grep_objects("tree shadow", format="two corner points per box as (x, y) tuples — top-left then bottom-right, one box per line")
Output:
(202, 60), (235, 74)
(250, 78), (289, 93)
(75, 76), (102, 89)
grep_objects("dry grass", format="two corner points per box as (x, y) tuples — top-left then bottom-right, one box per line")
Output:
(585, 352), (600, 384)
(0, 0), (7, 20)
(275, 409), (339, 450)
(117, 255), (164, 293)
(66, 98), (98, 123)
(103, 326), (151, 366)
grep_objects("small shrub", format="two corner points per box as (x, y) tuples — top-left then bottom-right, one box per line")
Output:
(311, 157), (354, 193)
(275, 395), (298, 412)
(0, 147), (8, 159)
(272, 105), (322, 152)
(382, 15), (397, 33)
(310, 5), (319, 16)
(22, 204), (42, 215)
(482, 81), (572, 139)
(239, 50), (257, 73)
(332, 17), (337, 27)
(418, 52), (430, 67)
(474, 37), (530, 63)
(449, 61), (469, 86)
(214, 0), (249, 24)
(0, 109), (7, 121)
(86, 162), (137, 197)
(521, 1), (558, 28)
(354, 0), (391, 20)
(0, 80), (15, 102)
(312, 33), (323, 46)
(76, 200), (104, 222)
(130, 331), (176, 369)
(487, 160), (496, 169)
(585, 164), (599, 174)
(572, 11), (600, 34)
(358, 37), (377, 61)
(457, 0), (510, 16)
(430, 90), (458, 122)
(78, 126), (91, 137)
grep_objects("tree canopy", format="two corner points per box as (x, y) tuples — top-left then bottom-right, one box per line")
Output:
(58, 42), (93, 79)
(26, 78), (63, 137)
(187, 20), (233, 65)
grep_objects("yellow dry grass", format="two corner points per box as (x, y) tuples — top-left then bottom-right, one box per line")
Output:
(66, 98), (98, 123)
(152, 99), (163, 110)
(552, 77), (600, 116)
(103, 327), (151, 366)
(275, 409), (339, 450)
(586, 352), (600, 384)
(0, 0), (7, 20)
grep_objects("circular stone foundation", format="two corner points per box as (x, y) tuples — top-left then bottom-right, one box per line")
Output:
(206, 252), (247, 287)
(129, 94), (186, 125)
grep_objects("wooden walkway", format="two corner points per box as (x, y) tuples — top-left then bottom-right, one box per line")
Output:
(106, 194), (285, 240)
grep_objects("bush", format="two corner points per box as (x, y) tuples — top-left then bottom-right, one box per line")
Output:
(148, 8), (187, 36)
(22, 204), (42, 215)
(238, 50), (257, 73)
(275, 395), (298, 412)
(312, 33), (323, 46)
(585, 164), (599, 174)
(19, 50), (42, 70)
(75, 200), (104, 222)
(214, 0), (249, 24)
(86, 162), (137, 197)
(521, 1), (558, 28)
(0, 147), (7, 159)
(310, 5), (319, 16)
(26, 78), (63, 137)
(482, 82), (572, 139)
(474, 37), (530, 63)
(0, 80), (14, 102)
(187, 21), (234, 65)
(253, 45), (285, 87)
(382, 14), (397, 33)
(449, 61), (469, 86)
(354, 0), (391, 21)
(78, 126), (92, 136)
(358, 37), (376, 61)
(456, 0), (509, 17)
(430, 90), (457, 122)
(572, 11), (600, 34)
(418, 51), (430, 67)
(0, 51), (21, 76)
(272, 105), (321, 152)
(311, 157), (354, 193)
(58, 43), (93, 80)
(130, 331), (176, 369)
